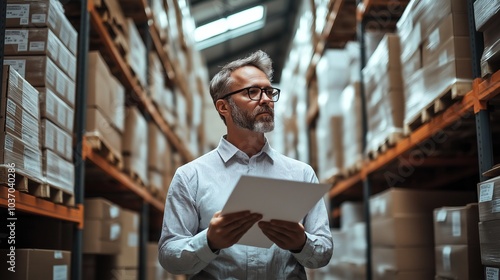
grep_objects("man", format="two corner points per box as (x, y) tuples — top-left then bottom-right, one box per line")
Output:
(158, 50), (333, 279)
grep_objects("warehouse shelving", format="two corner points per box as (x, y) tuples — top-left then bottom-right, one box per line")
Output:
(307, 0), (498, 278)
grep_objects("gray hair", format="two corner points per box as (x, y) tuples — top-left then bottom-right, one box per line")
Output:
(209, 50), (274, 104)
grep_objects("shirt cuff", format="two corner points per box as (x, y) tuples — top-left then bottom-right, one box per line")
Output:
(193, 228), (220, 263)
(291, 232), (315, 260)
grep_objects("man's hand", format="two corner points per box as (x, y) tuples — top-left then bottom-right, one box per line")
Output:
(207, 211), (263, 251)
(258, 220), (306, 252)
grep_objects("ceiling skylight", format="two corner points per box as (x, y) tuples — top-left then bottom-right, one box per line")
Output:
(194, 5), (266, 50)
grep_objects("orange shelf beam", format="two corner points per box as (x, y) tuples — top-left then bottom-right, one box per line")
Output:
(87, 2), (194, 163)
(329, 74), (500, 199)
(82, 140), (165, 212)
(0, 187), (83, 228)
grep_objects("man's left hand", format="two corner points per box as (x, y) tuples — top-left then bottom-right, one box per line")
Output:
(258, 220), (306, 252)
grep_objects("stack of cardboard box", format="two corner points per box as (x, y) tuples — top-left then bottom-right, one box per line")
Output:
(123, 107), (149, 187)
(4, 0), (78, 195)
(433, 203), (482, 279)
(478, 174), (500, 274)
(474, 0), (500, 77)
(148, 122), (172, 200)
(370, 188), (475, 280)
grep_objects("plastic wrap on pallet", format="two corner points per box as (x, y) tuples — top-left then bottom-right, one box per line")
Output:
(473, 0), (500, 32)
(39, 87), (75, 134)
(4, 28), (76, 81)
(6, 0), (78, 55)
(125, 19), (147, 87)
(41, 119), (73, 161)
(2, 78), (40, 151)
(481, 16), (500, 77)
(147, 122), (168, 173)
(363, 34), (404, 154)
(340, 82), (363, 174)
(479, 219), (500, 266)
(42, 149), (74, 194)
(123, 107), (149, 186)
(1, 133), (43, 181)
(87, 51), (125, 132)
(477, 176), (500, 222)
(416, 0), (467, 41)
(4, 55), (76, 108)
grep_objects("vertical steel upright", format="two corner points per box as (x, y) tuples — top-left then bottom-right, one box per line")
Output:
(72, 0), (90, 279)
(139, 202), (150, 280)
(356, 1), (372, 279)
(0, 0), (6, 89)
(467, 0), (494, 181)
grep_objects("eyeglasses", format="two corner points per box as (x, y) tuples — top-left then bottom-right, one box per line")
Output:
(219, 86), (281, 102)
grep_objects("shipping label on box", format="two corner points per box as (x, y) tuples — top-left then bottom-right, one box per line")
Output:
(478, 176), (500, 222)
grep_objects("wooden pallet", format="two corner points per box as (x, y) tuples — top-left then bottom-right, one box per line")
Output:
(404, 81), (472, 135)
(85, 133), (124, 170)
(340, 160), (364, 177)
(0, 167), (75, 206)
(367, 131), (404, 160)
(124, 169), (147, 189)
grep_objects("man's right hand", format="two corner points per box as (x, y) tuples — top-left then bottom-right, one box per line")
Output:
(207, 210), (263, 251)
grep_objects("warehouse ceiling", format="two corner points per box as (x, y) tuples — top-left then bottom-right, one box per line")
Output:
(188, 0), (302, 83)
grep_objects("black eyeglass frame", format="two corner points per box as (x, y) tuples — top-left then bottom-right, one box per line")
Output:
(218, 86), (281, 102)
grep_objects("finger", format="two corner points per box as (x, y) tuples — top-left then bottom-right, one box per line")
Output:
(225, 213), (262, 235)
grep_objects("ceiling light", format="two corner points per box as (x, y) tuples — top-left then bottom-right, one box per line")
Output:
(194, 5), (266, 49)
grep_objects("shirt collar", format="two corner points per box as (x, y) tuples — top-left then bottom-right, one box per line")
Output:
(217, 135), (275, 163)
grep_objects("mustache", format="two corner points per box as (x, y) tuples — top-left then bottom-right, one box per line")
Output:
(254, 106), (274, 116)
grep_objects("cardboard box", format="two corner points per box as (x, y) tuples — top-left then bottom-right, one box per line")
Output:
(4, 55), (76, 108)
(372, 246), (435, 272)
(0, 132), (43, 181)
(423, 36), (471, 67)
(435, 245), (483, 279)
(479, 219), (500, 266)
(84, 197), (121, 219)
(148, 122), (169, 172)
(478, 176), (500, 222)
(123, 107), (148, 186)
(1, 67), (40, 149)
(0, 249), (70, 280)
(371, 215), (433, 246)
(434, 203), (480, 245)
(370, 188), (476, 220)
(86, 107), (122, 157)
(4, 28), (77, 81)
(87, 51), (125, 132)
(125, 19), (147, 87)
(39, 87), (75, 134)
(113, 208), (139, 268)
(6, 0), (78, 55)
(41, 119), (73, 161)
(374, 270), (434, 280)
(148, 169), (164, 194)
(83, 219), (122, 254)
(42, 149), (74, 193)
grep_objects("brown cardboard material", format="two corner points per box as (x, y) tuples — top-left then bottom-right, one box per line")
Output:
(423, 36), (471, 67)
(433, 203), (480, 245)
(4, 55), (76, 108)
(1, 68), (40, 149)
(373, 270), (434, 280)
(84, 197), (121, 219)
(125, 19), (147, 87)
(86, 107), (122, 157)
(435, 245), (483, 279)
(370, 188), (476, 220)
(6, 0), (78, 55)
(39, 87), (75, 133)
(87, 51), (125, 132)
(421, 13), (469, 59)
(479, 219), (500, 266)
(113, 208), (139, 268)
(123, 107), (148, 186)
(0, 249), (70, 280)
(42, 149), (74, 194)
(478, 176), (500, 222)
(4, 28), (76, 80)
(372, 246), (435, 272)
(147, 122), (168, 172)
(371, 215), (434, 246)
(83, 219), (122, 254)
(0, 132), (43, 182)
(40, 119), (73, 161)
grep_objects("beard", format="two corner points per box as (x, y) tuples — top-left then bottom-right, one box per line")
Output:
(228, 98), (275, 133)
